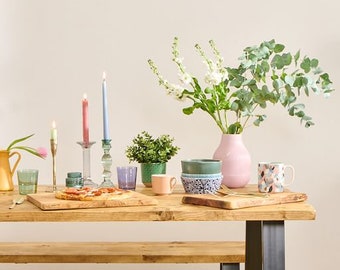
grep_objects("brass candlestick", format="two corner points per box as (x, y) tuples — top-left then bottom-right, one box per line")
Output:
(49, 138), (58, 192)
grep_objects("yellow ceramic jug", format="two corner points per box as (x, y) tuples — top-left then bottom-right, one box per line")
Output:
(0, 150), (21, 191)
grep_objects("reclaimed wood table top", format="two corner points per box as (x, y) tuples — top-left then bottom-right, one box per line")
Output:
(0, 185), (316, 222)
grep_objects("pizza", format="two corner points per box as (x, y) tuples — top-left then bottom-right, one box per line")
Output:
(55, 186), (131, 201)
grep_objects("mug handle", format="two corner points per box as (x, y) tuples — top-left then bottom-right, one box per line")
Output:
(283, 165), (295, 186)
(169, 177), (177, 191)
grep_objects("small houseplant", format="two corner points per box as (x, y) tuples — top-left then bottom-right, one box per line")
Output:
(126, 131), (180, 187)
(148, 38), (334, 187)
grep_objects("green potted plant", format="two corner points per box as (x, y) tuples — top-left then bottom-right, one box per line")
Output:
(148, 38), (334, 187)
(125, 131), (180, 187)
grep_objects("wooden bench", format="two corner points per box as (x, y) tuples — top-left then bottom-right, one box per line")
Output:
(0, 241), (245, 269)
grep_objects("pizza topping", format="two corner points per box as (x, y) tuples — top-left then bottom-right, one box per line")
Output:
(90, 190), (102, 196)
(64, 188), (87, 195)
(99, 187), (115, 193)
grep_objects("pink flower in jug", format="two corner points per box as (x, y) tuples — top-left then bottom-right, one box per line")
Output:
(6, 134), (47, 159)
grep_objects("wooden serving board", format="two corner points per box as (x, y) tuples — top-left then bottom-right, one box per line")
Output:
(182, 191), (307, 210)
(27, 191), (158, 210)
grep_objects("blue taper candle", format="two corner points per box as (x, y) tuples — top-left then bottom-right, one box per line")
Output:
(102, 72), (110, 140)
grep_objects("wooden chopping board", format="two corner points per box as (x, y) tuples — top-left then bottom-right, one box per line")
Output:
(27, 191), (158, 210)
(182, 191), (307, 210)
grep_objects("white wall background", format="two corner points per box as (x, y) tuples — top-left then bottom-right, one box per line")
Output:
(1, 0), (339, 269)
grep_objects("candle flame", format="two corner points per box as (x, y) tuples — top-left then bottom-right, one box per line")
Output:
(83, 93), (87, 99)
(52, 120), (56, 128)
(103, 71), (106, 80)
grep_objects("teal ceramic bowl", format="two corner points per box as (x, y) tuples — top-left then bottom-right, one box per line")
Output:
(181, 159), (222, 174)
(181, 173), (222, 179)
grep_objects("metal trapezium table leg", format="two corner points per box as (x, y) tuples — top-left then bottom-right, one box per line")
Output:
(245, 221), (285, 270)
(220, 263), (240, 270)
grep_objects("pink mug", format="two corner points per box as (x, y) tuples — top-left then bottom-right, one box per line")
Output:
(151, 174), (177, 195)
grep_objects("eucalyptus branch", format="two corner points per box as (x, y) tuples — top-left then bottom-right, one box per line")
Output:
(242, 103), (260, 129)
(148, 38), (334, 134)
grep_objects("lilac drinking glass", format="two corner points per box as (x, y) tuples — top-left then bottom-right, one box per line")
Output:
(116, 166), (137, 190)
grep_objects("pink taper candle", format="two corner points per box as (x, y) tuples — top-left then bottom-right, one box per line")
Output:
(82, 93), (89, 146)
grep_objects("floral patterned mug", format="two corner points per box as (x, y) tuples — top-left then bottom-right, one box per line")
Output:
(258, 162), (295, 193)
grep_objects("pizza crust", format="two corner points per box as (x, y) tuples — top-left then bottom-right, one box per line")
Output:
(55, 187), (131, 201)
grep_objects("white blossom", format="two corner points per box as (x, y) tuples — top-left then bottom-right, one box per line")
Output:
(205, 71), (224, 85)
(164, 83), (184, 99)
(174, 57), (184, 64)
(179, 72), (193, 85)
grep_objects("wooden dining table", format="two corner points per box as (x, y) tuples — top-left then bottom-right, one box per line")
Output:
(0, 185), (316, 270)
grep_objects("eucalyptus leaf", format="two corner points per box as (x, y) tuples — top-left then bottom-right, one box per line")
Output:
(300, 57), (311, 73)
(274, 44), (285, 53)
(227, 122), (242, 134)
(284, 75), (295, 86)
(271, 55), (284, 69)
(312, 67), (322, 75)
(292, 103), (305, 110)
(282, 53), (292, 66)
(305, 121), (314, 128)
(311, 58), (319, 68)
(304, 87), (310, 97)
(295, 111), (305, 117)
(294, 50), (301, 65)
(261, 61), (270, 72)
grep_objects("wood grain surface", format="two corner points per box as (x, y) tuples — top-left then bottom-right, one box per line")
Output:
(182, 191), (307, 209)
(0, 241), (245, 263)
(27, 190), (158, 210)
(0, 185), (316, 222)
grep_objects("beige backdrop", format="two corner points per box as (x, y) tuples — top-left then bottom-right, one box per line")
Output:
(1, 0), (339, 269)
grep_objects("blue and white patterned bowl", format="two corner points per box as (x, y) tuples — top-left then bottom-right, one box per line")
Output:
(180, 174), (223, 194)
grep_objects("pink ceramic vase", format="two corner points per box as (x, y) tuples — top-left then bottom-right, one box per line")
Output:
(213, 134), (251, 188)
